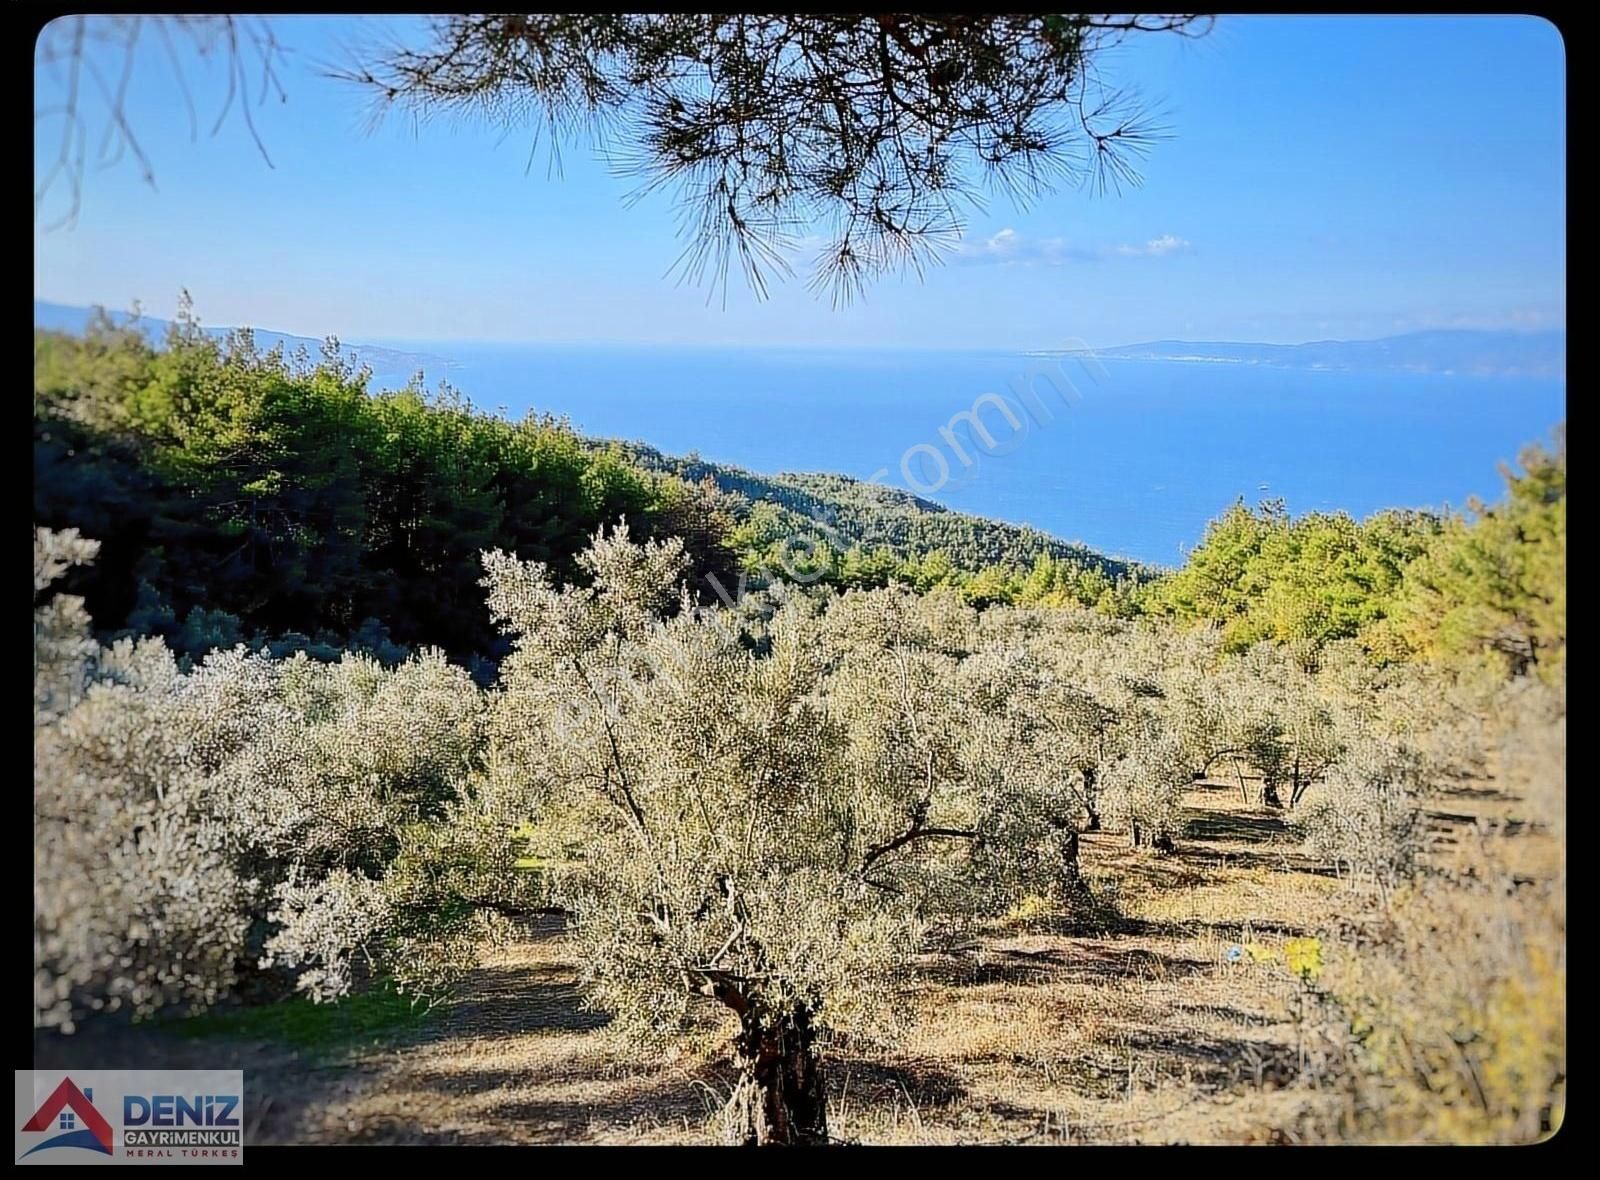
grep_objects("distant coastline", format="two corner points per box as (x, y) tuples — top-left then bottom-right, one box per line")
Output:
(1034, 329), (1566, 379)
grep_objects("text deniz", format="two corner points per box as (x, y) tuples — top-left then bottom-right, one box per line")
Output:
(122, 1096), (241, 1128)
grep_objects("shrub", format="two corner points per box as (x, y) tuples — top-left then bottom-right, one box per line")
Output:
(1101, 715), (1189, 849)
(35, 530), (260, 1029)
(1311, 876), (1564, 1143)
(1298, 737), (1424, 898)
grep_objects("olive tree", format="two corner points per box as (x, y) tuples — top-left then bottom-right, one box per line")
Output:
(33, 526), (101, 725)
(1043, 682), (1122, 836)
(292, 525), (1080, 1144)
(954, 643), (1104, 891)
(238, 646), (535, 1003)
(1005, 613), (1141, 831)
(1298, 737), (1425, 900)
(33, 527), (528, 1030)
(1143, 626), (1248, 784)
(1231, 643), (1345, 809)
(34, 528), (258, 1030)
(1100, 708), (1190, 850)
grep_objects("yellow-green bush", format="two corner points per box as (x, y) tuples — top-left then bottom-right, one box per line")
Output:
(1316, 878), (1564, 1143)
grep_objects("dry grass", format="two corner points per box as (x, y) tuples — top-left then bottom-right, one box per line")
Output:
(33, 775), (1561, 1145)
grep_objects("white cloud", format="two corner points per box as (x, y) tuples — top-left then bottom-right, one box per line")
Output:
(948, 227), (1038, 261)
(1141, 234), (1190, 256)
(1110, 234), (1191, 258)
(952, 229), (1191, 266)
(781, 227), (1194, 269)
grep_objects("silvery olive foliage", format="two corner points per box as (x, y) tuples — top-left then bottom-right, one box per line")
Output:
(36, 520), (1449, 1057)
(34, 527), (102, 725)
(35, 528), (255, 1031)
(1228, 643), (1345, 807)
(32, 527), (534, 1028)
(1100, 711), (1190, 847)
(245, 647), (534, 1002)
(1298, 738), (1427, 897)
(476, 527), (1095, 1047)
(1494, 673), (1565, 835)
(225, 648), (484, 873)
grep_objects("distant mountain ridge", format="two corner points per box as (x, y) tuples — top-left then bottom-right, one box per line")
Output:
(1055, 329), (1565, 378)
(39, 302), (1561, 380)
(33, 300), (458, 380)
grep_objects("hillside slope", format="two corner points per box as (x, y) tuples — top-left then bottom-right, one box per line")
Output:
(610, 439), (1148, 578)
(34, 302), (1145, 581)
(33, 300), (457, 383)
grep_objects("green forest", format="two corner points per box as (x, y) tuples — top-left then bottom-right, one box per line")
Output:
(36, 311), (1565, 684)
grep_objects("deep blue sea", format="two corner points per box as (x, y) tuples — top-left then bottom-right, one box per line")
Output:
(372, 344), (1565, 567)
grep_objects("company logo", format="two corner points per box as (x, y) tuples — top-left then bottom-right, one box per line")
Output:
(19, 1077), (113, 1159)
(15, 1071), (244, 1166)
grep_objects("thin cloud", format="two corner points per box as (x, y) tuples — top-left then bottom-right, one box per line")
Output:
(1135, 233), (1191, 256)
(952, 228), (1191, 266)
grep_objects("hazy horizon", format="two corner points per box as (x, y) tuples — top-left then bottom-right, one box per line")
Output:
(33, 297), (1568, 357)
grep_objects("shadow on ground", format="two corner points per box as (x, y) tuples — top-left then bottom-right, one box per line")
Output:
(916, 941), (1213, 990)
(32, 1022), (355, 1144)
(349, 1064), (722, 1145)
(1184, 809), (1289, 845)
(426, 964), (611, 1039)
(1116, 1027), (1302, 1089)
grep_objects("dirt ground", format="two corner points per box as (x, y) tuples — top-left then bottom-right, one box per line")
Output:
(33, 777), (1541, 1145)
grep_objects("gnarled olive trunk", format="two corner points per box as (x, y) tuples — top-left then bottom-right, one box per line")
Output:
(700, 982), (829, 1147)
(724, 1003), (828, 1145)
(1083, 766), (1101, 831)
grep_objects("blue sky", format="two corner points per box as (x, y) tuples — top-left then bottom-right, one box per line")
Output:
(34, 14), (1565, 350)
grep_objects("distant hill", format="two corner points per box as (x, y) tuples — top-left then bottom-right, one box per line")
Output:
(33, 300), (458, 381)
(1051, 329), (1565, 378)
(609, 440), (1150, 579)
(36, 299), (1148, 578)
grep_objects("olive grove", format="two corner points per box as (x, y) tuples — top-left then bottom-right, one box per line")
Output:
(33, 517), (1476, 1143)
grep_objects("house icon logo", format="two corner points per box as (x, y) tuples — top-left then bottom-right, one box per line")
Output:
(18, 1077), (114, 1159)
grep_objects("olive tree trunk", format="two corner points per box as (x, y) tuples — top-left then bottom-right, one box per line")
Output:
(723, 1002), (829, 1145)
(1289, 760), (1309, 809)
(1061, 827), (1083, 889)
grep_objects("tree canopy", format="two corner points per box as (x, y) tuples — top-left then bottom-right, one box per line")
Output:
(1385, 430), (1566, 680)
(346, 14), (1209, 302)
(35, 14), (1210, 300)
(34, 308), (738, 669)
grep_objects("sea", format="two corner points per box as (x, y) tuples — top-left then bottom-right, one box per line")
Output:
(376, 343), (1565, 567)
